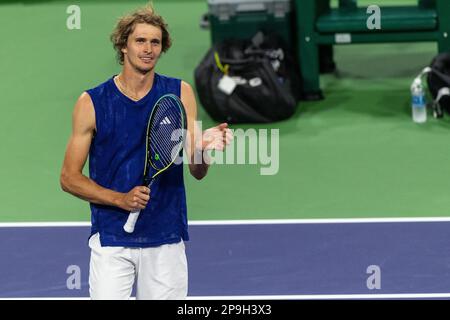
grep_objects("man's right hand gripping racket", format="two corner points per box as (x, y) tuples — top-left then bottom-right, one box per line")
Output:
(123, 94), (187, 233)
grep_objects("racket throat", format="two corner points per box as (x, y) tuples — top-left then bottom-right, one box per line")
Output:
(144, 178), (155, 188)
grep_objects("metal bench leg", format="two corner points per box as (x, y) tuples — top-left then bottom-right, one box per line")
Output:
(295, 0), (324, 100)
(436, 0), (450, 53)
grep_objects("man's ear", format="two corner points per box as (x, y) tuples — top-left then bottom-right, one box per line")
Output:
(121, 46), (127, 55)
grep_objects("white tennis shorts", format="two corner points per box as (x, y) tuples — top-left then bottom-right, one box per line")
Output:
(88, 233), (188, 300)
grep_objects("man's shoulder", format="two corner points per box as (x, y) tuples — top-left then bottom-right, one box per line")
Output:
(86, 76), (114, 97)
(156, 73), (182, 83)
(155, 73), (183, 96)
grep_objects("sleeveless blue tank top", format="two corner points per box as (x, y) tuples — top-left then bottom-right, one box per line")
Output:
(86, 74), (189, 247)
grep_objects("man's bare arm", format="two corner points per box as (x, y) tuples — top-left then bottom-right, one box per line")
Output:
(180, 81), (233, 180)
(60, 92), (150, 212)
(181, 81), (209, 180)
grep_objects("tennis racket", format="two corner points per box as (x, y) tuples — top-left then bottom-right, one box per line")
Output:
(123, 93), (187, 233)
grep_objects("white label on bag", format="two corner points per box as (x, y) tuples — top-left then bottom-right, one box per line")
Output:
(218, 75), (236, 95)
(249, 77), (262, 87)
(230, 76), (247, 85)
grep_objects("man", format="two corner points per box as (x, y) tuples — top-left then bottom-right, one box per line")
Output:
(60, 5), (232, 300)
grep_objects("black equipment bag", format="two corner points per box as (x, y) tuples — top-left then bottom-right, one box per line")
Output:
(427, 52), (450, 118)
(194, 32), (301, 123)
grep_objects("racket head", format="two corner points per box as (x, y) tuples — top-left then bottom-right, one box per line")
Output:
(143, 94), (187, 184)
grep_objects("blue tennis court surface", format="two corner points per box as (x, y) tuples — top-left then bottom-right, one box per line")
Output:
(1, 219), (450, 299)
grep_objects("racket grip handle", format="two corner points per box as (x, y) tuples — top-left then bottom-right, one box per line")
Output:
(124, 180), (154, 233)
(124, 210), (141, 233)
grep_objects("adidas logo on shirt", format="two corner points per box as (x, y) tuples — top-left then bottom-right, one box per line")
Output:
(160, 116), (171, 125)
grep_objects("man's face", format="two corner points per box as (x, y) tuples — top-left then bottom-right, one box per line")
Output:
(122, 23), (163, 74)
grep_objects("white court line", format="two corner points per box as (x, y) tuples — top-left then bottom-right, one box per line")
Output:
(0, 222), (91, 227)
(2, 217), (450, 227)
(1, 293), (450, 300)
(189, 217), (450, 225)
(189, 293), (450, 300)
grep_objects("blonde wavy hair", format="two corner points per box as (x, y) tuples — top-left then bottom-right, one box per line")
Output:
(110, 4), (172, 65)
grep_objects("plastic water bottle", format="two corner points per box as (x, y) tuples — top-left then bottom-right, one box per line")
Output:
(411, 78), (427, 123)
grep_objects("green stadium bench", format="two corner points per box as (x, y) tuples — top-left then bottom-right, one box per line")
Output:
(317, 6), (437, 33)
(295, 0), (450, 100)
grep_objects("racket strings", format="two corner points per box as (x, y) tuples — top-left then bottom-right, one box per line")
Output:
(152, 101), (183, 149)
(148, 97), (185, 171)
